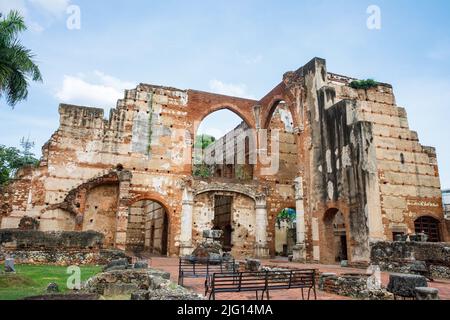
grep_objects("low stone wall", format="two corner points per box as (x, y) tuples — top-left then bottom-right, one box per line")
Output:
(0, 229), (104, 250)
(0, 249), (128, 266)
(319, 273), (392, 300)
(0, 230), (128, 265)
(371, 241), (450, 279)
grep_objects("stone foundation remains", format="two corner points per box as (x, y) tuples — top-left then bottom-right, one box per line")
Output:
(0, 230), (127, 265)
(371, 241), (450, 279)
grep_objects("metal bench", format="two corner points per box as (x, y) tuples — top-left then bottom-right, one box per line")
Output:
(207, 269), (317, 301)
(178, 256), (236, 294)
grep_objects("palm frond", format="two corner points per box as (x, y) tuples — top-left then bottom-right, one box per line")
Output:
(0, 10), (42, 107)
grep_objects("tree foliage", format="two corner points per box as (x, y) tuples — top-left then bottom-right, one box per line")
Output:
(0, 10), (42, 107)
(195, 134), (216, 150)
(349, 79), (378, 90)
(276, 208), (296, 229)
(0, 138), (39, 187)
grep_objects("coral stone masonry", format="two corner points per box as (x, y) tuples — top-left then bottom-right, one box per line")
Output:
(0, 58), (448, 264)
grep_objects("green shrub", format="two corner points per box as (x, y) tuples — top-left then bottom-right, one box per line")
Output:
(349, 79), (378, 90)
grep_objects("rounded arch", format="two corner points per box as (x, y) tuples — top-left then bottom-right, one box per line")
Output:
(262, 96), (299, 130)
(194, 184), (258, 201)
(126, 193), (174, 256)
(191, 105), (257, 180)
(191, 104), (256, 137)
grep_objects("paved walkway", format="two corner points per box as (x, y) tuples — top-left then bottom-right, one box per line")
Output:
(149, 257), (450, 300)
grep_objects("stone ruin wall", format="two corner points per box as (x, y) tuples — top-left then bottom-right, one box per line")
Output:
(298, 58), (447, 264)
(0, 57), (447, 263)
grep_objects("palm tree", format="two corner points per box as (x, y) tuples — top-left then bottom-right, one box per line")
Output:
(0, 11), (42, 107)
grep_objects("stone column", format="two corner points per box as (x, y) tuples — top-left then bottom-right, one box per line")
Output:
(115, 171), (132, 250)
(292, 177), (307, 262)
(254, 195), (270, 258)
(179, 188), (194, 256)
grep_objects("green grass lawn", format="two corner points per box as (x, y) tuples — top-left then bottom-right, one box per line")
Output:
(0, 265), (102, 300)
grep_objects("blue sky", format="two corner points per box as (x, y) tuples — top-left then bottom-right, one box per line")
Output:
(0, 0), (449, 188)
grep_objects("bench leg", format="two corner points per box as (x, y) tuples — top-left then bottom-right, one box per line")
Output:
(204, 280), (208, 296)
(266, 290), (270, 301)
(301, 288), (305, 300)
(256, 291), (266, 301)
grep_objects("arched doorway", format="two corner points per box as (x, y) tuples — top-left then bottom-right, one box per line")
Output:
(415, 216), (441, 242)
(275, 208), (297, 257)
(323, 208), (348, 264)
(193, 109), (254, 180)
(126, 199), (169, 256)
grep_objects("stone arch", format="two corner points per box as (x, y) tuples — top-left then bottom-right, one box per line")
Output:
(126, 193), (173, 256)
(261, 89), (299, 131)
(189, 103), (256, 139)
(193, 183), (258, 201)
(261, 98), (299, 178)
(191, 103), (258, 180)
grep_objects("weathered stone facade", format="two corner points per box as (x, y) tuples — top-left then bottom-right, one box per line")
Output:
(0, 58), (448, 263)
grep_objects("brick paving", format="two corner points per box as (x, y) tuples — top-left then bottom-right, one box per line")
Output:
(149, 257), (450, 301)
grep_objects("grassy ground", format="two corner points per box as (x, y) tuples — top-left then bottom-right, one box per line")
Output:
(0, 265), (102, 300)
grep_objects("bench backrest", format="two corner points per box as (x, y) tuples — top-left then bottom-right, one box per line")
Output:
(179, 257), (236, 276)
(266, 269), (316, 289)
(211, 269), (316, 291)
(212, 272), (268, 291)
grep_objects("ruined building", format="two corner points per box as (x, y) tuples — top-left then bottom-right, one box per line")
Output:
(1, 58), (448, 264)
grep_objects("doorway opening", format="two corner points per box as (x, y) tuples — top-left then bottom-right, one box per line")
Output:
(323, 208), (348, 263)
(275, 208), (297, 257)
(213, 195), (233, 252)
(126, 199), (169, 256)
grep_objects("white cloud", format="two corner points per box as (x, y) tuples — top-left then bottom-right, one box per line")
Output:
(28, 0), (70, 17)
(209, 79), (255, 99)
(56, 71), (136, 109)
(28, 20), (44, 32)
(0, 0), (28, 16)
(0, 0), (70, 32)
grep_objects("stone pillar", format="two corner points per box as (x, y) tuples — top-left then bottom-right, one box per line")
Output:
(179, 188), (194, 256)
(115, 171), (132, 251)
(292, 177), (307, 262)
(254, 195), (269, 258)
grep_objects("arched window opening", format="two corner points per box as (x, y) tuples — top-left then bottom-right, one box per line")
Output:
(265, 101), (298, 178)
(193, 109), (254, 180)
